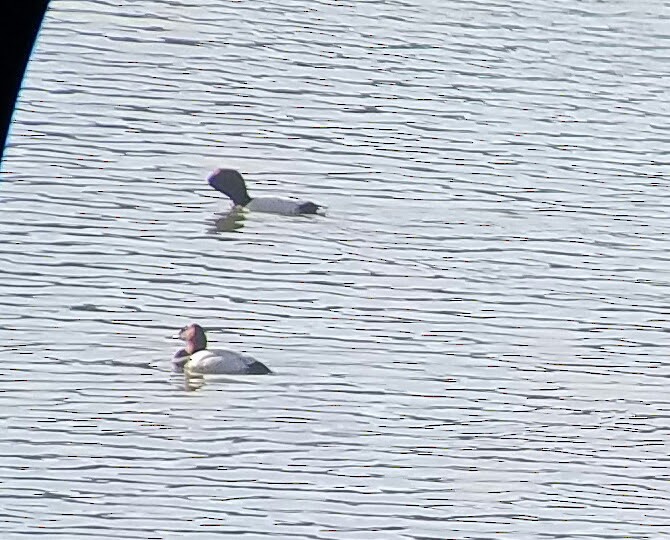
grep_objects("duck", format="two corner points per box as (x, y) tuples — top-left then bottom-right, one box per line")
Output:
(208, 168), (322, 215)
(172, 323), (272, 375)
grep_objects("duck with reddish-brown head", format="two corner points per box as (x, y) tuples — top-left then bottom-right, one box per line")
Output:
(173, 323), (271, 375)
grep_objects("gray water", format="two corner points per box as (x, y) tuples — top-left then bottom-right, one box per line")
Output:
(1, 1), (670, 538)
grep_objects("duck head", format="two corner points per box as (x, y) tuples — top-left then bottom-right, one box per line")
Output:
(208, 169), (252, 207)
(176, 323), (208, 354)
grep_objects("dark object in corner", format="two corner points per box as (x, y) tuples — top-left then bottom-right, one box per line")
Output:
(0, 3), (49, 166)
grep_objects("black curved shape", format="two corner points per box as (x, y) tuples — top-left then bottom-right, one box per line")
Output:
(297, 201), (321, 214)
(0, 3), (50, 167)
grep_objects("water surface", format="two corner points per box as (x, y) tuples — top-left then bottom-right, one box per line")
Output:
(1, 0), (670, 538)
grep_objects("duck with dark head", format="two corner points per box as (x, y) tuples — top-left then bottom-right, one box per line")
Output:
(173, 323), (271, 375)
(208, 169), (322, 215)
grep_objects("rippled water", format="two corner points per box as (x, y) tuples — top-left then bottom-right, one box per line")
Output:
(2, 0), (670, 538)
